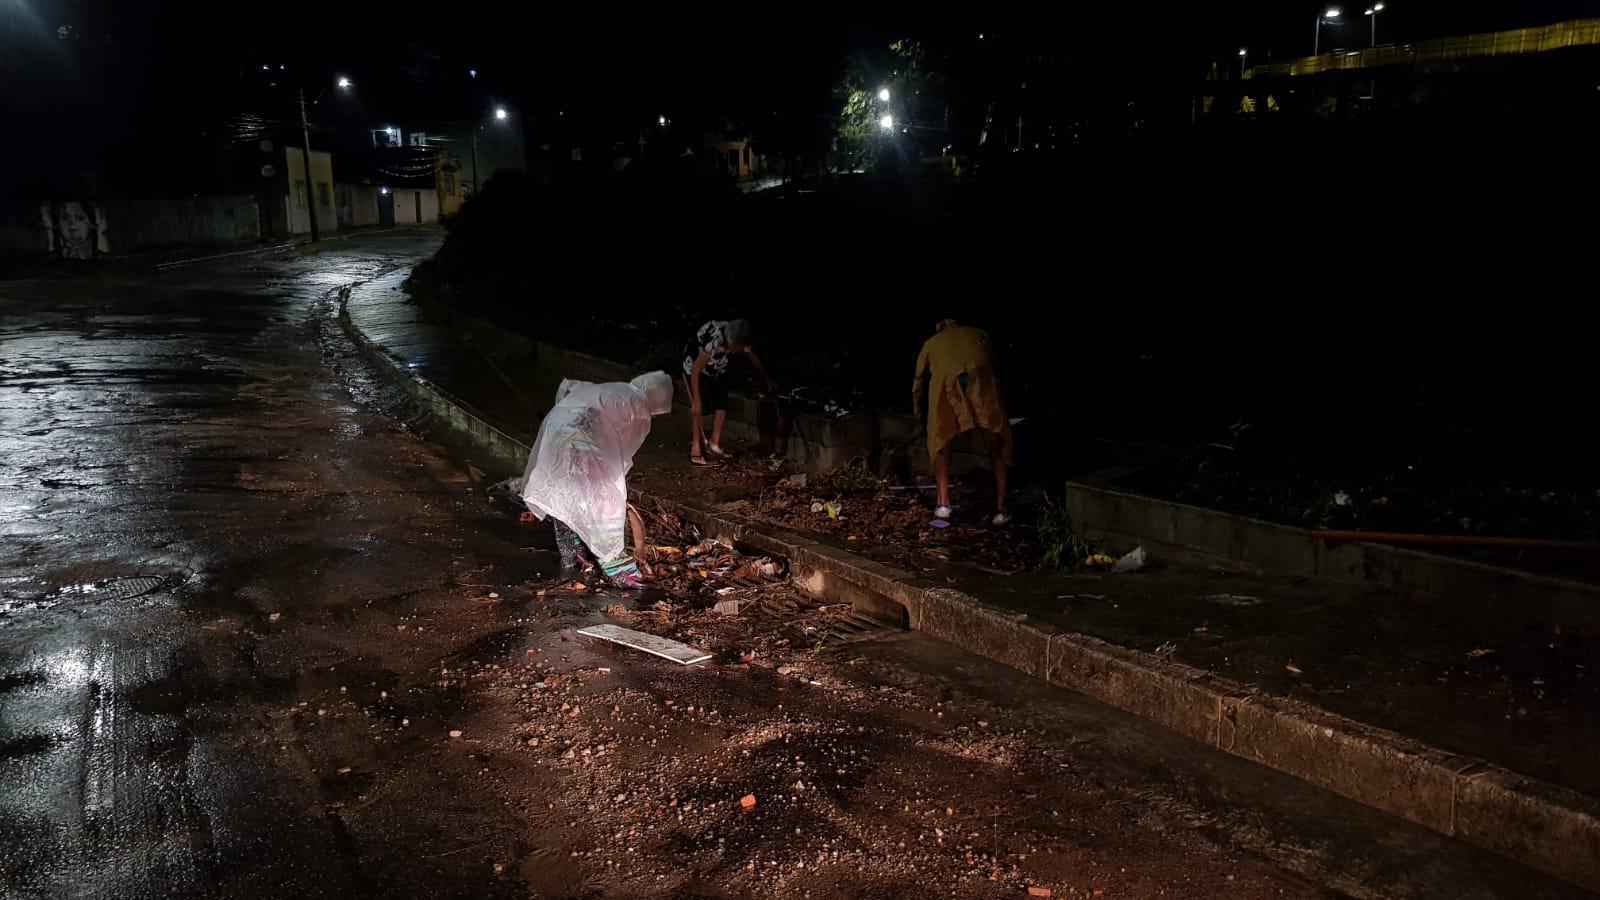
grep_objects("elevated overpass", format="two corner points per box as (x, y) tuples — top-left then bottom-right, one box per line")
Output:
(1246, 17), (1600, 79)
(1196, 16), (1600, 125)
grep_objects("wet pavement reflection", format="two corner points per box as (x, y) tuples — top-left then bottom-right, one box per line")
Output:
(0, 233), (543, 899)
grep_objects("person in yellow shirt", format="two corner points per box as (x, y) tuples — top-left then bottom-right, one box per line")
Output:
(912, 319), (1014, 526)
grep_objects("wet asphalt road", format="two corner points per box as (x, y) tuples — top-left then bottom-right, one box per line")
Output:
(0, 232), (546, 899)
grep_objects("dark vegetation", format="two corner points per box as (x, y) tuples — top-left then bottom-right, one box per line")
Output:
(409, 110), (1600, 547)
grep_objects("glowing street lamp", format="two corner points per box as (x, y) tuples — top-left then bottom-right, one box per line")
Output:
(472, 107), (511, 199)
(336, 75), (351, 89)
(879, 114), (894, 131)
(877, 87), (890, 102)
(1314, 7), (1342, 55)
(1365, 2), (1385, 46)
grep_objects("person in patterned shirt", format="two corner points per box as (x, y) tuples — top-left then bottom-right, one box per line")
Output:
(681, 318), (773, 466)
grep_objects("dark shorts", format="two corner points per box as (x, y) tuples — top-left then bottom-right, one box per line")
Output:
(685, 374), (730, 412)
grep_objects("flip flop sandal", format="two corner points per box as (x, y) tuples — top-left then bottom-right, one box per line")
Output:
(690, 455), (718, 467)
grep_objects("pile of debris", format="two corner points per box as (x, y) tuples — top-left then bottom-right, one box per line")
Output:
(704, 463), (1043, 576)
(574, 507), (899, 662)
(638, 509), (789, 614)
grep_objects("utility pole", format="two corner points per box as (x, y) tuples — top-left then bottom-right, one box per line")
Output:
(297, 88), (320, 242)
(470, 127), (480, 198)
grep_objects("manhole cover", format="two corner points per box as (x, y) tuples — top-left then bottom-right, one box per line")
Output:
(46, 573), (187, 605)
(2, 573), (186, 616)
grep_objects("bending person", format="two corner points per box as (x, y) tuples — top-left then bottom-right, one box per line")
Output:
(912, 319), (1013, 526)
(518, 372), (674, 588)
(681, 318), (773, 466)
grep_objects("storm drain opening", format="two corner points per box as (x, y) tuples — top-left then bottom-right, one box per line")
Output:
(787, 561), (911, 647)
(817, 610), (905, 647)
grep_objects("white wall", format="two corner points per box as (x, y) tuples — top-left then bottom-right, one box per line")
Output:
(284, 148), (337, 235)
(391, 189), (439, 225)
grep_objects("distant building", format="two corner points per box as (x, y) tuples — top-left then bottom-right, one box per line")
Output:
(362, 124), (506, 217)
(267, 147), (337, 236)
(336, 183), (381, 228)
(703, 130), (762, 179)
(435, 152), (467, 216)
(388, 187), (439, 225)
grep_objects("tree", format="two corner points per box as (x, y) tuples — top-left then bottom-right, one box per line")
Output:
(833, 72), (878, 171)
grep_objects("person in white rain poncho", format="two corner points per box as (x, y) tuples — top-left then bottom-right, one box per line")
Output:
(517, 372), (673, 589)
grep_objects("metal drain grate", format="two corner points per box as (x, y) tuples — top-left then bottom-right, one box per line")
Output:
(819, 611), (904, 647)
(52, 574), (182, 604)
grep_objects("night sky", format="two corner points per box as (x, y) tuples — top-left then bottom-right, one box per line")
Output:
(7, 0), (1600, 194)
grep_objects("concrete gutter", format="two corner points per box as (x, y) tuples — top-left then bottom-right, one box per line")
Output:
(337, 286), (1600, 893)
(152, 241), (299, 271)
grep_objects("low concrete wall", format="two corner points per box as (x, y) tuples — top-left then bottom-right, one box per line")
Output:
(413, 298), (888, 475)
(1065, 481), (1600, 632)
(339, 281), (1600, 893)
(412, 298), (1001, 478)
(109, 194), (261, 250)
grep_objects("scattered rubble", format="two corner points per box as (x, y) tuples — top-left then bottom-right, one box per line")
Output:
(668, 459), (1043, 576)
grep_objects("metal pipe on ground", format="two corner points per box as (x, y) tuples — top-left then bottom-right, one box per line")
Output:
(1314, 530), (1600, 551)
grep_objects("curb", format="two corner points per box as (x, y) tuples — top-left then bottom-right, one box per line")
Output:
(336, 284), (1600, 893)
(154, 226), (422, 272)
(153, 241), (298, 271)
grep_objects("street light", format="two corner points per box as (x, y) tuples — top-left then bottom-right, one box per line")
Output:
(336, 75), (351, 89)
(1365, 2), (1385, 47)
(1238, 47), (1248, 77)
(658, 114), (667, 126)
(1314, 7), (1342, 55)
(472, 108), (510, 199)
(877, 87), (890, 102)
(879, 114), (895, 131)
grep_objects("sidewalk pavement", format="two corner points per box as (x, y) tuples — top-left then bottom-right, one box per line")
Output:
(1, 226), (431, 282)
(343, 272), (1600, 891)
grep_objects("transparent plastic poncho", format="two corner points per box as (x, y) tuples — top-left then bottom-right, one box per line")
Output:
(517, 372), (673, 563)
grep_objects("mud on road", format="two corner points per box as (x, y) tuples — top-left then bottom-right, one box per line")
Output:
(1, 234), (1587, 900)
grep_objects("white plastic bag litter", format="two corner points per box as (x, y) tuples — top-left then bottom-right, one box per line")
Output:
(1112, 545), (1147, 573)
(517, 372), (673, 563)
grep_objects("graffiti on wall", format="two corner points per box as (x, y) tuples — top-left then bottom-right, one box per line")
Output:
(41, 201), (110, 260)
